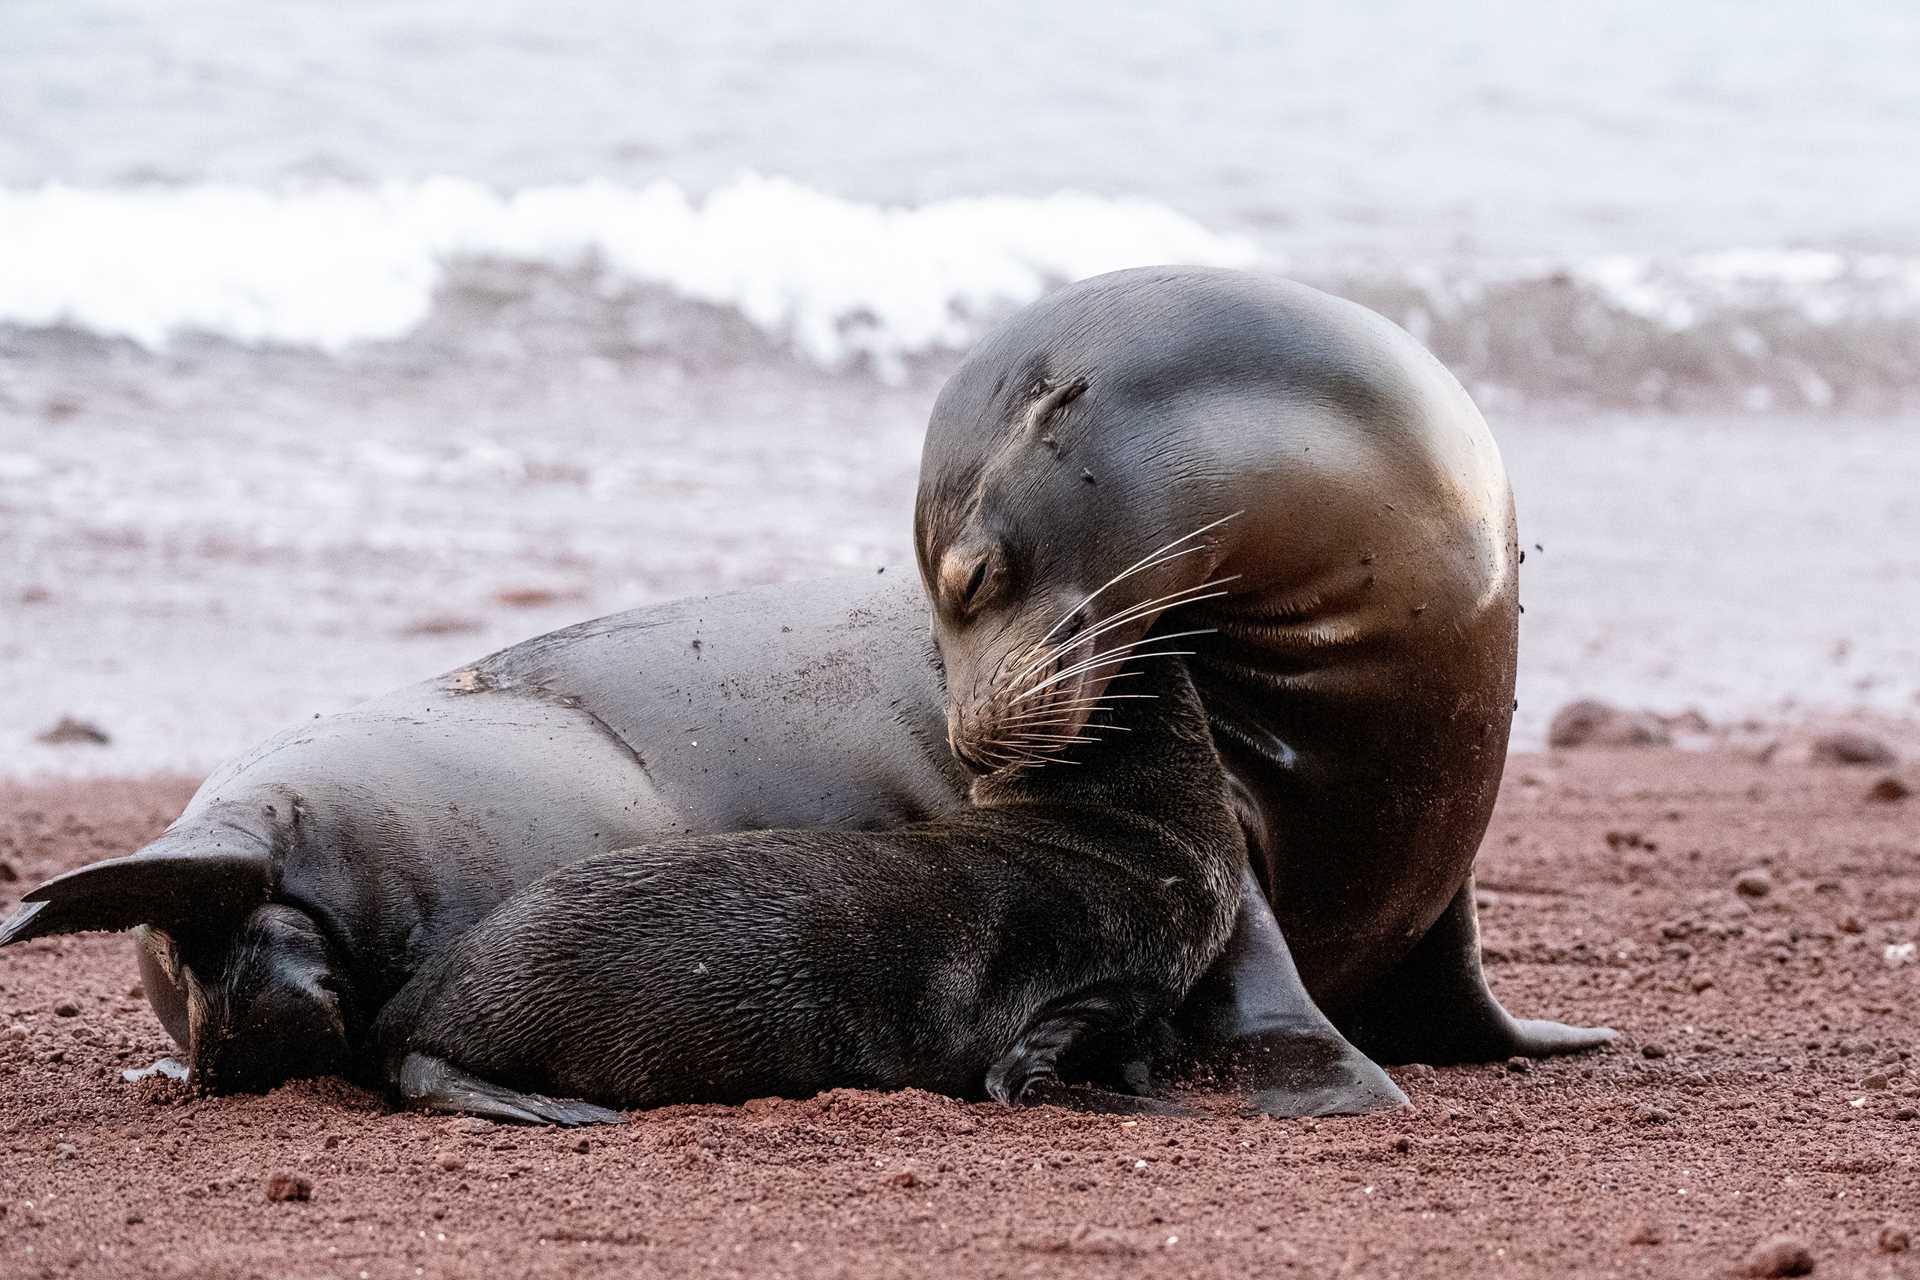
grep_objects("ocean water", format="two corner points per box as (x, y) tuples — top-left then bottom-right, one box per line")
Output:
(2, 0), (1917, 773)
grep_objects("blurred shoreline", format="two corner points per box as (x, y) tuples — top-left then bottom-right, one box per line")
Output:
(4, 341), (1916, 777)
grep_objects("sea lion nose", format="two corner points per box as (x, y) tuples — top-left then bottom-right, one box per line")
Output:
(944, 702), (996, 776)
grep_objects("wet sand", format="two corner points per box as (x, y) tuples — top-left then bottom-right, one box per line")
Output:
(3, 749), (1916, 1279)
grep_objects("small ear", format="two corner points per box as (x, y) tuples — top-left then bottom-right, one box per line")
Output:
(1, 845), (271, 946)
(1023, 376), (1088, 444)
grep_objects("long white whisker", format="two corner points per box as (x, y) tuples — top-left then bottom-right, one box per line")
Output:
(998, 710), (1135, 731)
(1015, 649), (1197, 701)
(1033, 545), (1205, 647)
(1035, 511), (1244, 645)
(1010, 630), (1215, 699)
(1009, 579), (1237, 684)
(994, 695), (1145, 724)
(1045, 646), (1194, 690)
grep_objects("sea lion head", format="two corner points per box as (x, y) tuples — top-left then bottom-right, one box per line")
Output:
(915, 274), (1248, 775)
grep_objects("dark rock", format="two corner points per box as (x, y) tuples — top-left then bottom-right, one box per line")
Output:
(1879, 1227), (1910, 1254)
(400, 615), (483, 638)
(1641, 1043), (1668, 1060)
(1810, 731), (1896, 768)
(1742, 1235), (1814, 1277)
(493, 586), (584, 609)
(1734, 869), (1774, 899)
(1627, 1223), (1666, 1245)
(264, 1173), (312, 1203)
(35, 717), (111, 746)
(1548, 700), (1671, 750)
(52, 999), (80, 1017)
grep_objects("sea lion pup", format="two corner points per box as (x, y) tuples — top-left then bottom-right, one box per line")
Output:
(371, 656), (1241, 1125)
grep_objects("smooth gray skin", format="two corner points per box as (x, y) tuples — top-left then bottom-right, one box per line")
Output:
(3, 268), (1611, 1112)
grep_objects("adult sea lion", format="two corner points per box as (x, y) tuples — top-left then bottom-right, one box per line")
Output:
(915, 266), (1613, 1068)
(0, 266), (1610, 1112)
(373, 656), (1240, 1125)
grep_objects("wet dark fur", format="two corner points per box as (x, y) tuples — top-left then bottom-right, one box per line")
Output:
(373, 658), (1240, 1117)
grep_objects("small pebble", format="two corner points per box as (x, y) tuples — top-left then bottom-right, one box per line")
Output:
(1633, 1105), (1672, 1125)
(1642, 1043), (1668, 1060)
(888, 1170), (918, 1188)
(52, 999), (81, 1018)
(1885, 942), (1917, 968)
(571, 1137), (590, 1155)
(1743, 1235), (1814, 1277)
(1733, 869), (1774, 899)
(55, 1142), (77, 1161)
(323, 1135), (340, 1150)
(1866, 775), (1912, 803)
(1862, 1073), (1892, 1091)
(1627, 1223), (1666, 1245)
(1690, 974), (1717, 993)
(1504, 1056), (1531, 1074)
(433, 1150), (465, 1172)
(1878, 1226), (1910, 1253)
(264, 1173), (312, 1203)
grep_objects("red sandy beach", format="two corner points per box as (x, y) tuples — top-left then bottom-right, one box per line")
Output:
(2, 748), (1916, 1279)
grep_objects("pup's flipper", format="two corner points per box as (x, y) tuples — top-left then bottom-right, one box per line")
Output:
(393, 1053), (626, 1128)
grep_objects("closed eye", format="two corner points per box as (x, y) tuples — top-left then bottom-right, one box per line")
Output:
(960, 558), (990, 612)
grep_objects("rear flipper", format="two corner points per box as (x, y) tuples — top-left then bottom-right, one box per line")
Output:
(1014, 1075), (1194, 1116)
(392, 1053), (626, 1128)
(1172, 865), (1407, 1117)
(0, 841), (269, 947)
(983, 987), (1195, 1116)
(1337, 876), (1617, 1064)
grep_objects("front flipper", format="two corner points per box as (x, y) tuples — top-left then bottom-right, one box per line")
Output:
(393, 1053), (626, 1128)
(1174, 865), (1406, 1117)
(1338, 876), (1616, 1064)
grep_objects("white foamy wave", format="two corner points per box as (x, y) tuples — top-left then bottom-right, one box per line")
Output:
(0, 176), (1260, 367)
(1336, 250), (1920, 410)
